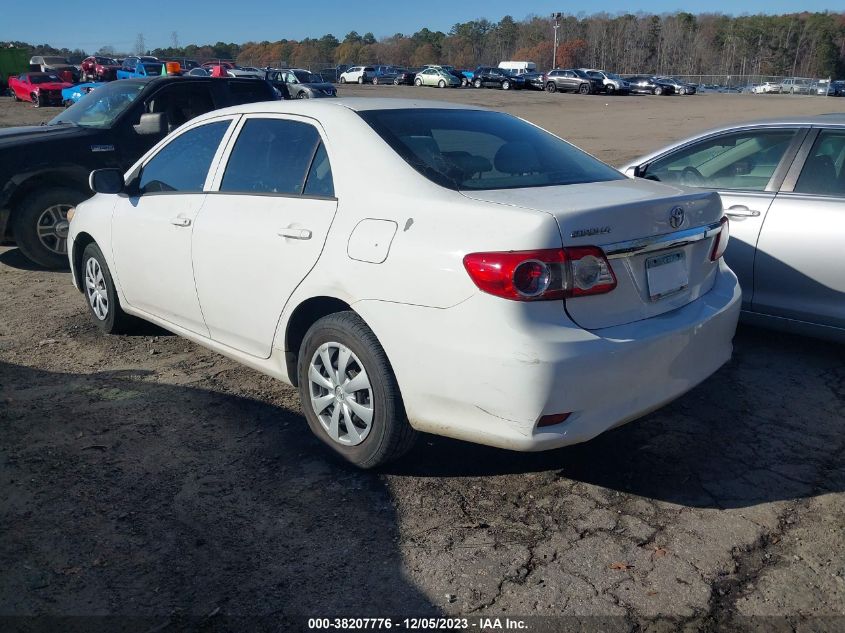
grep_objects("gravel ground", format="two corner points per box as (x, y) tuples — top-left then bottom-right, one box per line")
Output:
(1, 88), (844, 631)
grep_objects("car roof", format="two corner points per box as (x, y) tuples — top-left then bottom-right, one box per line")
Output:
(194, 97), (486, 122)
(701, 114), (845, 129)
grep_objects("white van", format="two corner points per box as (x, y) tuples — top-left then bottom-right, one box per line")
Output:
(498, 61), (536, 75)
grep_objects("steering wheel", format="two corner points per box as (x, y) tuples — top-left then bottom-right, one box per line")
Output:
(681, 165), (705, 186)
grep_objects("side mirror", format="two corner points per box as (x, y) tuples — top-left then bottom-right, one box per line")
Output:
(89, 168), (125, 194)
(133, 112), (166, 136)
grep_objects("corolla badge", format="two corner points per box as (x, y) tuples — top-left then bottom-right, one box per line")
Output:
(570, 226), (611, 238)
(669, 206), (685, 229)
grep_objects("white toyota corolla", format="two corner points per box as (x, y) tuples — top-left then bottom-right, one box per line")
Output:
(67, 98), (740, 468)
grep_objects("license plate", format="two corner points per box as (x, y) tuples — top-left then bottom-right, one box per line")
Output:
(646, 251), (688, 300)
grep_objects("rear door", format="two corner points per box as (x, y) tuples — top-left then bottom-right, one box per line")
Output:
(639, 126), (805, 307)
(753, 127), (845, 328)
(191, 115), (338, 357)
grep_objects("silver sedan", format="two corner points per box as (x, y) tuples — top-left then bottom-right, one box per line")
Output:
(623, 115), (845, 342)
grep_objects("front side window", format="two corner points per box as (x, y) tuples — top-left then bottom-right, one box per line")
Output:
(794, 130), (845, 197)
(139, 121), (229, 194)
(359, 108), (624, 191)
(644, 129), (797, 190)
(220, 118), (322, 195)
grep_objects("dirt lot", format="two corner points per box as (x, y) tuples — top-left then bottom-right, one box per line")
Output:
(1, 88), (844, 631)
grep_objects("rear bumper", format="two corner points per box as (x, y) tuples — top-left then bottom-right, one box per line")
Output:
(354, 262), (741, 451)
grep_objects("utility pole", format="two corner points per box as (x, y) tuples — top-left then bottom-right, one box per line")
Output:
(551, 13), (561, 69)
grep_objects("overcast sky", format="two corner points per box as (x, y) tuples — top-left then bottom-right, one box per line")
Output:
(3, 0), (840, 52)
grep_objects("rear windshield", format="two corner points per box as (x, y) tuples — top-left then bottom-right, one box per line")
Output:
(358, 108), (624, 191)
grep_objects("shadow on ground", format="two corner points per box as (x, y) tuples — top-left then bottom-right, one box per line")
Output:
(389, 326), (845, 510)
(0, 362), (437, 625)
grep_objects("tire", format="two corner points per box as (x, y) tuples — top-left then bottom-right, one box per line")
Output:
(13, 92), (21, 101)
(339, 76), (346, 84)
(502, 80), (511, 90)
(81, 242), (135, 334)
(296, 91), (308, 99)
(473, 78), (482, 88)
(438, 79), (446, 88)
(461, 77), (468, 87)
(372, 77), (379, 85)
(578, 83), (589, 94)
(393, 77), (400, 85)
(654, 86), (663, 96)
(297, 312), (416, 468)
(679, 87), (687, 95)
(546, 82), (557, 93)
(31, 93), (42, 107)
(358, 76), (364, 84)
(606, 84), (615, 95)
(12, 187), (88, 269)
(415, 78), (423, 86)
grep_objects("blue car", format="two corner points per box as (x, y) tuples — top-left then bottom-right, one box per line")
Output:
(61, 82), (102, 106)
(116, 60), (165, 79)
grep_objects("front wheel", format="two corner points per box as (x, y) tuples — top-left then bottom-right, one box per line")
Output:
(393, 77), (400, 85)
(606, 84), (616, 95)
(296, 91), (308, 99)
(461, 77), (468, 87)
(679, 87), (687, 95)
(415, 78), (423, 86)
(12, 187), (88, 269)
(578, 83), (589, 94)
(358, 76), (364, 84)
(81, 242), (136, 334)
(339, 77), (346, 84)
(31, 93), (43, 107)
(298, 312), (417, 468)
(372, 77), (379, 85)
(502, 80), (511, 90)
(654, 86), (663, 96)
(473, 78), (482, 88)
(438, 79), (446, 88)
(546, 82), (557, 93)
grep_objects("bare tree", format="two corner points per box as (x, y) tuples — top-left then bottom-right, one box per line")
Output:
(135, 33), (146, 56)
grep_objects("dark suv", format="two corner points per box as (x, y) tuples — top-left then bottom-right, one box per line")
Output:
(471, 67), (525, 90)
(0, 76), (278, 268)
(545, 69), (603, 94)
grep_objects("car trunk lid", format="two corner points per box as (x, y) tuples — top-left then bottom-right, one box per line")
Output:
(461, 178), (726, 329)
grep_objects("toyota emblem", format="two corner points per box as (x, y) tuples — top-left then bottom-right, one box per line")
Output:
(669, 207), (685, 229)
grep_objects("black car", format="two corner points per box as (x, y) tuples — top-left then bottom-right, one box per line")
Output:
(626, 76), (676, 95)
(828, 80), (845, 96)
(0, 76), (278, 268)
(393, 69), (417, 85)
(522, 72), (546, 90)
(545, 69), (603, 94)
(265, 68), (336, 99)
(471, 67), (525, 90)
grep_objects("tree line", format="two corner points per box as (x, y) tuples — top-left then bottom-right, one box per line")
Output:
(5, 11), (844, 78)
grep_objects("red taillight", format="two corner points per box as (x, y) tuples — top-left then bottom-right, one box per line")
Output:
(463, 247), (616, 301)
(537, 412), (572, 427)
(710, 216), (730, 261)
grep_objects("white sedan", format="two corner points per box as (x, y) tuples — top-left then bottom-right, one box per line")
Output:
(67, 99), (740, 468)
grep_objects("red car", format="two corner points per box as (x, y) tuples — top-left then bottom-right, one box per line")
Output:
(8, 72), (72, 107)
(80, 56), (121, 81)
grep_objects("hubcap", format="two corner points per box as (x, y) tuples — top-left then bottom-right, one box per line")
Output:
(84, 257), (109, 320)
(37, 204), (73, 255)
(308, 342), (373, 446)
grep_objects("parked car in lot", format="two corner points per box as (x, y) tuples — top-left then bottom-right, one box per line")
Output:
(415, 67), (461, 88)
(392, 69), (417, 85)
(68, 98), (740, 468)
(472, 66), (525, 90)
(117, 59), (164, 79)
(752, 81), (781, 94)
(61, 81), (102, 106)
(339, 66), (375, 84)
(828, 80), (845, 96)
(423, 65), (469, 87)
(522, 71), (546, 90)
(370, 65), (403, 85)
(623, 114), (845, 341)
(780, 78), (811, 94)
(580, 69), (630, 94)
(0, 76), (277, 268)
(626, 76), (676, 95)
(658, 77), (697, 95)
(81, 56), (120, 82)
(29, 55), (80, 83)
(545, 69), (602, 94)
(8, 72), (71, 107)
(265, 68), (336, 98)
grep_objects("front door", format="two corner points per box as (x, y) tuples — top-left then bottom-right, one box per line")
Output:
(111, 118), (233, 335)
(192, 115), (339, 358)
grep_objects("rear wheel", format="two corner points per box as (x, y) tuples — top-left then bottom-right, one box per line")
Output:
(298, 312), (416, 468)
(438, 79), (446, 88)
(679, 87), (687, 95)
(606, 84), (616, 95)
(358, 76), (364, 84)
(12, 187), (87, 269)
(81, 242), (136, 334)
(415, 78), (423, 86)
(473, 78), (482, 88)
(546, 82), (557, 93)
(502, 80), (511, 90)
(339, 76), (346, 84)
(372, 77), (379, 85)
(461, 77), (468, 87)
(578, 83), (590, 94)
(31, 93), (43, 107)
(654, 86), (663, 96)
(393, 77), (400, 85)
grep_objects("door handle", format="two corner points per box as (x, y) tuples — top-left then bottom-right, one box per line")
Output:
(170, 216), (191, 227)
(725, 205), (761, 218)
(277, 228), (312, 240)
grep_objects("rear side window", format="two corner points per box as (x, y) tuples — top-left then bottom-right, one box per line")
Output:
(221, 118), (321, 195)
(303, 142), (335, 197)
(139, 121), (229, 194)
(645, 129), (796, 190)
(794, 130), (845, 197)
(359, 108), (624, 191)
(227, 80), (273, 105)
